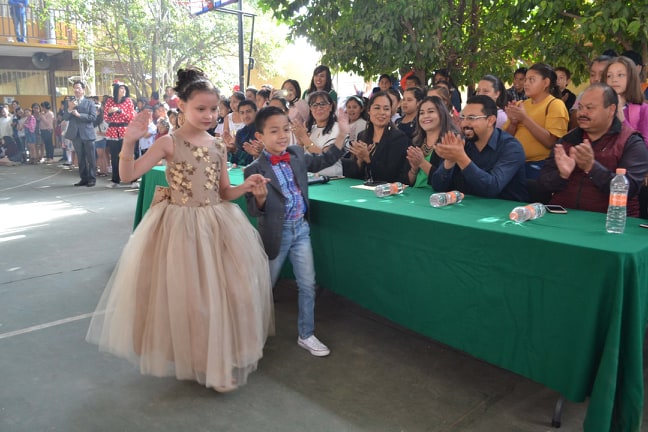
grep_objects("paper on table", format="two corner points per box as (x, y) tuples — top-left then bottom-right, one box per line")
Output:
(351, 184), (377, 191)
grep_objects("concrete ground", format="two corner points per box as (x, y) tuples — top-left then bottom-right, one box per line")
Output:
(0, 162), (644, 431)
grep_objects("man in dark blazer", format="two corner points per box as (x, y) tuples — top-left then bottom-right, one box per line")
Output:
(63, 80), (97, 186)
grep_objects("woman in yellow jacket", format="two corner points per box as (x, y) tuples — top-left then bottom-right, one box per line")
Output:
(505, 63), (569, 179)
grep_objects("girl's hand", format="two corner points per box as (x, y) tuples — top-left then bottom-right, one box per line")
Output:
(337, 107), (350, 135)
(244, 173), (270, 193)
(123, 110), (151, 142)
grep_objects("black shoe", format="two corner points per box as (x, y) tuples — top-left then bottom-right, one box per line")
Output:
(86, 182), (96, 187)
(74, 181), (88, 186)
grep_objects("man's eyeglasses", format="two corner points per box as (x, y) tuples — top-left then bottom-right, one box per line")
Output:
(459, 115), (488, 121)
(310, 102), (331, 108)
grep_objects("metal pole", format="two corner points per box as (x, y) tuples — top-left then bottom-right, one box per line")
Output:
(246, 15), (255, 87)
(237, 0), (244, 91)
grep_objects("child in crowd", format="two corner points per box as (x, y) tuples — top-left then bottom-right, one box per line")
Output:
(244, 106), (350, 357)
(86, 68), (274, 392)
(16, 108), (26, 161)
(137, 115), (157, 157)
(59, 118), (75, 166)
(0, 136), (21, 165)
(231, 99), (257, 166)
(156, 118), (170, 140)
(22, 108), (38, 164)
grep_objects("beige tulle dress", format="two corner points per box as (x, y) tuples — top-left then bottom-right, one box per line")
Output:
(86, 135), (274, 392)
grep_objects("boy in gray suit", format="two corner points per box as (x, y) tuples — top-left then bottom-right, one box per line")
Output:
(244, 106), (349, 356)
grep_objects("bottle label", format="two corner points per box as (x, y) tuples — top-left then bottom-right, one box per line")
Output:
(609, 192), (627, 206)
(524, 204), (536, 218)
(388, 183), (400, 195)
(447, 191), (459, 204)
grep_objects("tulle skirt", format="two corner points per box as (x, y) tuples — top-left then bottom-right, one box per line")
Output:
(86, 201), (274, 392)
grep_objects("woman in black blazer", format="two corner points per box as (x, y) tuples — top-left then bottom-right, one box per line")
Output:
(342, 91), (411, 184)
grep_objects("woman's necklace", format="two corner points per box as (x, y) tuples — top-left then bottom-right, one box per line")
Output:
(422, 135), (438, 156)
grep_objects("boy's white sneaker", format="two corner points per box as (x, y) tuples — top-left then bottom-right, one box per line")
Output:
(298, 335), (330, 357)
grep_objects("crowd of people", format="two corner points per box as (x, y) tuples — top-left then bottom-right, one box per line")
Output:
(0, 84), (182, 184)
(3, 52), (648, 211)
(6, 49), (634, 394)
(207, 55), (648, 218)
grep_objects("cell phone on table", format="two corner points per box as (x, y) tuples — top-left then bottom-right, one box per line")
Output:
(364, 180), (387, 187)
(545, 204), (568, 214)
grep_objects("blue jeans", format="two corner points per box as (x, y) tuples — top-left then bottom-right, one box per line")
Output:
(12, 10), (26, 41)
(269, 218), (316, 339)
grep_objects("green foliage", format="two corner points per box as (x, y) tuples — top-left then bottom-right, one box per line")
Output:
(258, 0), (648, 86)
(47, 0), (285, 96)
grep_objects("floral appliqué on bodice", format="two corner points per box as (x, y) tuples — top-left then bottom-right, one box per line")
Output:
(162, 136), (225, 207)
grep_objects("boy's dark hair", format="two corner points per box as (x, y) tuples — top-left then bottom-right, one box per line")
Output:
(555, 67), (572, 80)
(513, 67), (528, 76)
(255, 106), (286, 133)
(406, 75), (422, 86)
(257, 88), (271, 100)
(238, 99), (258, 112)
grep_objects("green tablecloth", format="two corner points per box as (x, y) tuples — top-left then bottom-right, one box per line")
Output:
(135, 165), (648, 432)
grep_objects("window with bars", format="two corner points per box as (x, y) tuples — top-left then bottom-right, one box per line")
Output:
(0, 69), (116, 97)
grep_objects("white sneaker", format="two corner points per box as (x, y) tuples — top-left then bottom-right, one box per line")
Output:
(298, 335), (330, 357)
(130, 181), (140, 188)
(105, 182), (118, 188)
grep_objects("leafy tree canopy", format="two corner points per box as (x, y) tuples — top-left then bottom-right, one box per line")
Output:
(46, 0), (283, 97)
(259, 0), (648, 86)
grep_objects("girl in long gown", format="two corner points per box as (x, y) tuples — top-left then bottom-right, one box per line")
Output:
(86, 68), (274, 392)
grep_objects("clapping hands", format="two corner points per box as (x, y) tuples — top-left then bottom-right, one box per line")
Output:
(406, 146), (426, 170)
(243, 139), (264, 157)
(347, 140), (371, 164)
(337, 107), (350, 135)
(554, 140), (595, 179)
(505, 101), (526, 123)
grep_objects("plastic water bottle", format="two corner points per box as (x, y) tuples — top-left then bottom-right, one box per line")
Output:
(374, 182), (405, 197)
(429, 191), (464, 207)
(509, 203), (546, 223)
(606, 168), (629, 234)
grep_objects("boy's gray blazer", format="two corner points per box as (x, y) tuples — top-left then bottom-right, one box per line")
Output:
(244, 144), (343, 260)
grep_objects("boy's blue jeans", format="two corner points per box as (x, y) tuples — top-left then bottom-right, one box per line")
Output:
(268, 218), (316, 339)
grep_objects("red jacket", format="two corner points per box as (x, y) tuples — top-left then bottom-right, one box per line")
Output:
(105, 97), (135, 140)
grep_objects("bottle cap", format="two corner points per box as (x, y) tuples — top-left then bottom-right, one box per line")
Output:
(616, 168), (626, 175)
(509, 211), (519, 221)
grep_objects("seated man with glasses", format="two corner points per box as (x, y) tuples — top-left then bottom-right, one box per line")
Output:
(430, 95), (529, 201)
